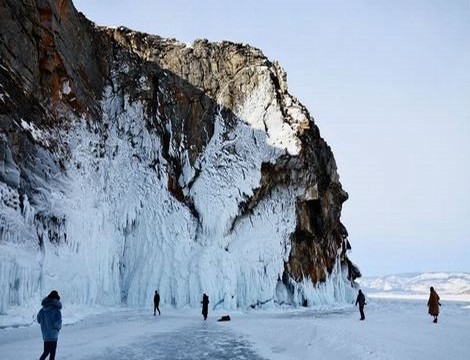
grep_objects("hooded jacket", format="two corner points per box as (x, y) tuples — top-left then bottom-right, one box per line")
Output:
(37, 297), (62, 341)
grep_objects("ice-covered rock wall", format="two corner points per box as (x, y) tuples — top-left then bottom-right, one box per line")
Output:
(0, 0), (359, 319)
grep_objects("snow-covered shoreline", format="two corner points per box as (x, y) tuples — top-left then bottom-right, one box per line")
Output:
(358, 272), (470, 303)
(367, 293), (470, 302)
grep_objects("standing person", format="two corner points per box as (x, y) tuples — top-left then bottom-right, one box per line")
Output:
(37, 290), (62, 360)
(201, 293), (209, 321)
(153, 290), (161, 316)
(427, 286), (441, 323)
(355, 289), (367, 321)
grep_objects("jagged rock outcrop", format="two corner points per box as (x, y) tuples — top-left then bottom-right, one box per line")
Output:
(0, 0), (359, 317)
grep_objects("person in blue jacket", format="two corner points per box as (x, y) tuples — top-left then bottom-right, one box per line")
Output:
(37, 290), (62, 360)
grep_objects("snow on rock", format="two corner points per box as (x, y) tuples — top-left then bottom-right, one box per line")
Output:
(0, 0), (358, 324)
(20, 119), (51, 147)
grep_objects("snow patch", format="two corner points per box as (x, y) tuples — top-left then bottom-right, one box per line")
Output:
(61, 80), (71, 96)
(20, 119), (50, 147)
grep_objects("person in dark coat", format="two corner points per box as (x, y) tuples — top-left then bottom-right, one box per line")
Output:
(355, 289), (367, 321)
(201, 293), (209, 320)
(153, 290), (161, 316)
(37, 290), (62, 360)
(427, 286), (441, 323)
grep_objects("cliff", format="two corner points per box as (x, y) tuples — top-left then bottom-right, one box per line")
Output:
(0, 0), (359, 315)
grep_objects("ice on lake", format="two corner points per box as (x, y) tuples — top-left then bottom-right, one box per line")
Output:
(1, 298), (469, 359)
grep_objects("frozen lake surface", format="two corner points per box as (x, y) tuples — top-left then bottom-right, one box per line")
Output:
(1, 298), (469, 359)
(93, 321), (266, 360)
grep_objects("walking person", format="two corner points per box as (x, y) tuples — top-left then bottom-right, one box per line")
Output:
(355, 289), (367, 321)
(428, 286), (441, 323)
(153, 290), (161, 316)
(37, 290), (62, 360)
(201, 293), (209, 321)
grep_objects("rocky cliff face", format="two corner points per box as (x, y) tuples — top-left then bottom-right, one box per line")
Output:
(0, 0), (359, 316)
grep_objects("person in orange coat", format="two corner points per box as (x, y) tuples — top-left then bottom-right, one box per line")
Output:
(427, 287), (441, 323)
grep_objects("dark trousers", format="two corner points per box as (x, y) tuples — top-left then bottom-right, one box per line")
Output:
(39, 341), (57, 360)
(359, 305), (365, 320)
(154, 304), (160, 315)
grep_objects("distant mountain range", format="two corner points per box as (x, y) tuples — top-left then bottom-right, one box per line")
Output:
(357, 272), (470, 301)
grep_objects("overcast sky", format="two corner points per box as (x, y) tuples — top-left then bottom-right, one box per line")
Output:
(74, 0), (470, 276)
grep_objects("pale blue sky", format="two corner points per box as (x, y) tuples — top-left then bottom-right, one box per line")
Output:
(74, 0), (470, 276)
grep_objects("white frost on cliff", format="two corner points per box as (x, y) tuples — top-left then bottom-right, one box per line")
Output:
(0, 71), (354, 325)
